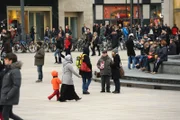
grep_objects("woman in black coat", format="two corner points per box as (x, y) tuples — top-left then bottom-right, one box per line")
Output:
(111, 48), (121, 94)
(79, 47), (92, 94)
(0, 61), (5, 119)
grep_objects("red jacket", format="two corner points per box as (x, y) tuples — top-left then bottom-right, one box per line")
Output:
(64, 37), (71, 49)
(172, 27), (178, 35)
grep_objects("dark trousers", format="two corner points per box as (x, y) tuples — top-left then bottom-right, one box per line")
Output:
(48, 89), (60, 100)
(101, 75), (110, 92)
(92, 45), (100, 56)
(65, 48), (71, 55)
(2, 105), (23, 120)
(113, 78), (120, 92)
(147, 58), (155, 72)
(37, 65), (43, 80)
(153, 60), (163, 72)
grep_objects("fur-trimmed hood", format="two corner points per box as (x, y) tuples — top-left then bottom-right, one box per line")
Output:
(10, 61), (23, 69)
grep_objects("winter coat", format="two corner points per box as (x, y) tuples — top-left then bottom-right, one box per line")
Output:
(126, 38), (136, 56)
(111, 54), (121, 79)
(79, 47), (92, 79)
(62, 55), (80, 85)
(34, 47), (45, 66)
(97, 55), (112, 76)
(64, 37), (71, 49)
(0, 61), (22, 105)
(100, 27), (106, 37)
(111, 33), (119, 49)
(168, 43), (177, 55)
(158, 46), (168, 62)
(56, 37), (64, 50)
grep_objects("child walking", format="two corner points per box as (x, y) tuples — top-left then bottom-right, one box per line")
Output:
(48, 70), (62, 101)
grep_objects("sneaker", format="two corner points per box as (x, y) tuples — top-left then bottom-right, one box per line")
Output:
(106, 91), (111, 93)
(83, 91), (90, 95)
(100, 91), (105, 93)
(36, 80), (42, 83)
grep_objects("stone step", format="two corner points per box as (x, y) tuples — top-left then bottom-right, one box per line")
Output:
(123, 75), (180, 85)
(93, 78), (180, 91)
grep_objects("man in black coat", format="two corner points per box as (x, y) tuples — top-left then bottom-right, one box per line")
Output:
(0, 53), (23, 120)
(111, 48), (121, 94)
(110, 31), (120, 49)
(126, 34), (136, 69)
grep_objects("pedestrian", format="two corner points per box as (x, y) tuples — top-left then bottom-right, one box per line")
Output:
(0, 60), (5, 120)
(58, 55), (81, 102)
(79, 47), (92, 94)
(54, 33), (64, 64)
(91, 32), (101, 56)
(97, 50), (112, 93)
(111, 48), (121, 94)
(30, 26), (35, 42)
(34, 42), (45, 83)
(152, 40), (168, 74)
(48, 70), (62, 101)
(126, 33), (136, 69)
(0, 53), (23, 120)
(64, 33), (72, 55)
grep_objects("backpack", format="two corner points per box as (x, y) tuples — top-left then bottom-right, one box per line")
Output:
(76, 54), (86, 69)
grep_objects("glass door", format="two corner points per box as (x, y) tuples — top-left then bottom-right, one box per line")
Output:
(29, 12), (44, 41)
(70, 17), (78, 38)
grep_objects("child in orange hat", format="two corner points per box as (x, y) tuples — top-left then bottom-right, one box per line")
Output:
(48, 70), (62, 101)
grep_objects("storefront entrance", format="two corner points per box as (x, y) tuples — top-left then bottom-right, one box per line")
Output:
(65, 12), (83, 38)
(7, 6), (52, 40)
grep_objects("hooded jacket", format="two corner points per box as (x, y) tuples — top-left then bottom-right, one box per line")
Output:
(0, 61), (22, 105)
(51, 71), (62, 90)
(62, 55), (80, 85)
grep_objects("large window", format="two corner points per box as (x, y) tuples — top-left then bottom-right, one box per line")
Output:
(150, 4), (162, 25)
(103, 5), (141, 19)
(174, 0), (180, 28)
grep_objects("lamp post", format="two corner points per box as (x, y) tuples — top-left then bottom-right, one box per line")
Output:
(130, 0), (134, 32)
(20, 0), (25, 41)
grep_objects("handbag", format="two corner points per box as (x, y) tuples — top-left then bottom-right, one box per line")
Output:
(119, 62), (125, 77)
(119, 67), (125, 77)
(80, 62), (91, 72)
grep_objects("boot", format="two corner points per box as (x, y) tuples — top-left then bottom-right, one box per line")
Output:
(55, 57), (58, 63)
(58, 57), (62, 64)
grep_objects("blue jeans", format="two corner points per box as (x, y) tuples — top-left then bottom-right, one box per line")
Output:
(128, 56), (135, 69)
(37, 65), (43, 80)
(82, 78), (91, 92)
(54, 49), (60, 57)
(44, 37), (50, 43)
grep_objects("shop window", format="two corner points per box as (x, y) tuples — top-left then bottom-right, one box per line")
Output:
(150, 4), (162, 25)
(174, 0), (180, 9)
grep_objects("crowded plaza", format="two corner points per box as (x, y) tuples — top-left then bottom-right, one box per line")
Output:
(0, 0), (180, 120)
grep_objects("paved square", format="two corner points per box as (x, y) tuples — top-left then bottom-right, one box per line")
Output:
(13, 52), (180, 120)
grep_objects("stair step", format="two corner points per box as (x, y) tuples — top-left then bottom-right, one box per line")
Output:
(93, 78), (180, 91)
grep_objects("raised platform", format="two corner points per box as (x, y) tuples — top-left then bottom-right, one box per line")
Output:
(93, 68), (180, 91)
(150, 55), (180, 74)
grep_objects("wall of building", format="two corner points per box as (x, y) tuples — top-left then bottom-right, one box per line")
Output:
(58, 0), (94, 33)
(162, 0), (173, 27)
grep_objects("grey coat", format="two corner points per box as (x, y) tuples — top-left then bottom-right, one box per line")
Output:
(62, 55), (80, 85)
(0, 61), (22, 105)
(34, 47), (45, 66)
(97, 55), (112, 76)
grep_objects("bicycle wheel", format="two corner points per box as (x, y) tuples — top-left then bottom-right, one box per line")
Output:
(13, 43), (24, 53)
(43, 43), (49, 52)
(28, 43), (37, 53)
(49, 43), (56, 52)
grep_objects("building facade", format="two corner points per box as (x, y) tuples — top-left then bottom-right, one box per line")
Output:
(0, 0), (58, 40)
